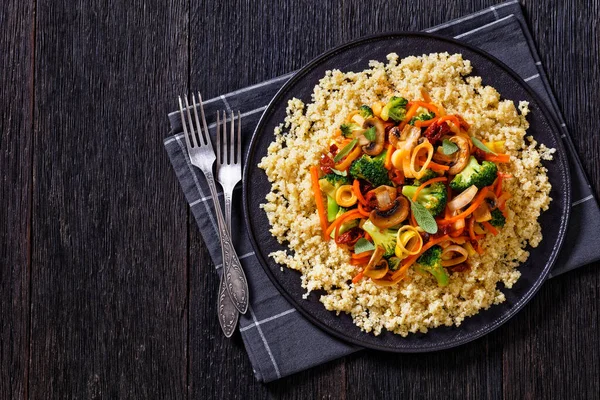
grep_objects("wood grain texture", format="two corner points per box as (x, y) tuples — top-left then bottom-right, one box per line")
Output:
(0, 0), (597, 398)
(28, 0), (189, 398)
(0, 1), (34, 398)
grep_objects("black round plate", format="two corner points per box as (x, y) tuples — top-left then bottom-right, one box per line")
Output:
(242, 32), (571, 352)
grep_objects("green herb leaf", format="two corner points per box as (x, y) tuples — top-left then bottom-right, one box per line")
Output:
(471, 136), (497, 155)
(354, 238), (376, 254)
(442, 139), (459, 155)
(331, 168), (347, 176)
(333, 139), (358, 163)
(409, 199), (438, 234)
(363, 126), (376, 142)
(359, 105), (374, 118)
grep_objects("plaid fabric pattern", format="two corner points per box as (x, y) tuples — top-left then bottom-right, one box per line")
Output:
(164, 0), (600, 382)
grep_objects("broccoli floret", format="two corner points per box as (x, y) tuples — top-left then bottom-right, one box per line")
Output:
(359, 105), (374, 118)
(401, 181), (448, 217)
(324, 173), (349, 186)
(409, 111), (436, 125)
(413, 169), (438, 186)
(449, 156), (498, 192)
(340, 123), (362, 138)
(489, 208), (506, 228)
(319, 173), (349, 197)
(414, 245), (449, 286)
(387, 256), (401, 271)
(380, 96), (408, 122)
(349, 151), (393, 187)
(361, 219), (398, 257)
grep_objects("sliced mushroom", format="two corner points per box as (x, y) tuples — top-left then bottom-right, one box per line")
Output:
(484, 190), (498, 209)
(367, 185), (397, 211)
(447, 185), (478, 211)
(447, 135), (471, 175)
(363, 246), (388, 279)
(356, 135), (371, 146)
(361, 117), (385, 156)
(369, 196), (409, 228)
(364, 257), (389, 280)
(388, 126), (402, 148)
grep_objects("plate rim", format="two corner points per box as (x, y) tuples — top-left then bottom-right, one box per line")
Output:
(242, 31), (571, 352)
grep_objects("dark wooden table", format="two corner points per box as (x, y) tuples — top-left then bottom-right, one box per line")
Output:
(2, 0), (599, 398)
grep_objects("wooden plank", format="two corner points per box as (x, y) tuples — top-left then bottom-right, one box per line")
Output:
(502, 1), (600, 399)
(186, 0), (346, 397)
(501, 267), (600, 399)
(28, 0), (189, 397)
(0, 1), (34, 398)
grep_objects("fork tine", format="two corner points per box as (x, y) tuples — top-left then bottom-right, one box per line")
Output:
(197, 92), (212, 147)
(178, 96), (194, 150)
(190, 93), (206, 146)
(216, 111), (223, 166)
(236, 111), (241, 165)
(224, 111), (229, 164)
(183, 95), (199, 148)
(230, 111), (236, 165)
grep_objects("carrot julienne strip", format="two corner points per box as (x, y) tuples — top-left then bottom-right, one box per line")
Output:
(351, 251), (372, 259)
(436, 115), (461, 129)
(420, 88), (432, 103)
(310, 166), (329, 239)
(325, 209), (362, 238)
(482, 221), (499, 235)
(399, 103), (421, 129)
(484, 153), (511, 163)
(353, 179), (367, 205)
(408, 101), (439, 114)
(495, 175), (503, 197)
(357, 202), (371, 217)
(384, 144), (394, 170)
(414, 118), (438, 128)
(419, 159), (449, 171)
(335, 146), (362, 170)
(352, 270), (365, 283)
(468, 216), (477, 241)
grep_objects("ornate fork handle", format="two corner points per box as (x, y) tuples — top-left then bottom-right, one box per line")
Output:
(217, 189), (240, 336)
(205, 172), (249, 314)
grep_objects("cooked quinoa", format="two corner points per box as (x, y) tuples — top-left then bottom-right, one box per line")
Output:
(258, 53), (554, 336)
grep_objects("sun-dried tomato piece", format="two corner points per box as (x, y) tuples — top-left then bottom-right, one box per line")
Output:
(329, 144), (339, 156)
(473, 147), (487, 162)
(389, 169), (404, 185)
(364, 191), (379, 210)
(359, 179), (373, 194)
(320, 153), (335, 174)
(423, 121), (451, 145)
(335, 227), (365, 246)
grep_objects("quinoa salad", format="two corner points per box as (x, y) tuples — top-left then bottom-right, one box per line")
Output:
(258, 52), (554, 336)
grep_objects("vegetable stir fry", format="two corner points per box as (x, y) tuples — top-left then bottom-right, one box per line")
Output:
(311, 93), (514, 287)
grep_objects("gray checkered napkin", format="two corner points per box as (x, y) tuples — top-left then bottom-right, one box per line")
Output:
(164, 0), (600, 383)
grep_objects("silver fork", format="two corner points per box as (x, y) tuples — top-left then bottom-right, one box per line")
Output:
(178, 93), (249, 316)
(215, 110), (244, 337)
